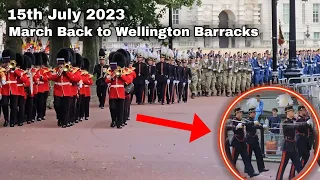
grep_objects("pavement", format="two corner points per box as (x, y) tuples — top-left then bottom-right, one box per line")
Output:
(0, 96), (319, 180)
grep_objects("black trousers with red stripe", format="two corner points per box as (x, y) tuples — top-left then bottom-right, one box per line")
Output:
(276, 150), (302, 180)
(225, 139), (232, 161)
(231, 138), (255, 176)
(246, 136), (266, 172)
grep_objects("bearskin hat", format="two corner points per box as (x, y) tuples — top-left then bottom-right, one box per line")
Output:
(34, 52), (43, 66)
(112, 52), (126, 68)
(56, 48), (71, 64)
(116, 48), (130, 67)
(2, 49), (16, 63)
(109, 51), (116, 63)
(41, 52), (49, 66)
(82, 57), (90, 71)
(16, 53), (24, 67)
(75, 53), (83, 68)
(23, 55), (32, 70)
(99, 48), (106, 60)
(65, 48), (75, 64)
(24, 52), (36, 65)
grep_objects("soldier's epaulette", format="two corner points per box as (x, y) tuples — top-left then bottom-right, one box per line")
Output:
(72, 67), (80, 73)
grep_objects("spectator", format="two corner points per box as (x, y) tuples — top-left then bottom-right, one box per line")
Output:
(268, 108), (281, 140)
(255, 95), (264, 122)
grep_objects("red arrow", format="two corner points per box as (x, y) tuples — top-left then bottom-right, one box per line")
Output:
(136, 113), (211, 143)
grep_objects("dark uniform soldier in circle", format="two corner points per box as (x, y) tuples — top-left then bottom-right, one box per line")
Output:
(231, 108), (259, 178)
(276, 105), (311, 180)
(245, 108), (269, 173)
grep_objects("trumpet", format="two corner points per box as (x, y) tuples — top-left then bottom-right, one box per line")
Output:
(113, 67), (123, 78)
(0, 67), (6, 81)
(8, 60), (17, 69)
(63, 63), (72, 72)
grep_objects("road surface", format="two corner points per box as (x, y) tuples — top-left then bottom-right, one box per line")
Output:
(0, 96), (319, 180)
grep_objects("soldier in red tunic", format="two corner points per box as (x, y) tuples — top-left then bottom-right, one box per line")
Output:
(39, 52), (51, 120)
(79, 57), (93, 121)
(51, 49), (79, 128)
(105, 52), (133, 129)
(15, 53), (30, 126)
(31, 53), (43, 122)
(1, 49), (23, 127)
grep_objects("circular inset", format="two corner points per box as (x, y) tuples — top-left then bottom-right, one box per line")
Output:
(218, 86), (320, 180)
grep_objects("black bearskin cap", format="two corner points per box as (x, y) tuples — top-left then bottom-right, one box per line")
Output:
(23, 55), (32, 70)
(75, 53), (83, 68)
(82, 57), (89, 71)
(116, 48), (130, 67)
(56, 48), (71, 63)
(34, 52), (43, 66)
(2, 49), (16, 63)
(109, 52), (116, 63)
(65, 48), (75, 64)
(16, 53), (24, 67)
(112, 52), (126, 68)
(41, 52), (49, 66)
(24, 52), (36, 65)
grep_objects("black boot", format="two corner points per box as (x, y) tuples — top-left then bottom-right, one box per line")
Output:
(3, 121), (8, 127)
(191, 93), (195, 99)
(110, 121), (116, 128)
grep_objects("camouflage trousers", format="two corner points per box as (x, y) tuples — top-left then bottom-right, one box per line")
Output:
(210, 72), (217, 95)
(190, 75), (198, 94)
(231, 73), (241, 93)
(240, 72), (247, 92)
(246, 72), (252, 91)
(226, 72), (233, 93)
(201, 70), (212, 93)
(216, 71), (227, 93)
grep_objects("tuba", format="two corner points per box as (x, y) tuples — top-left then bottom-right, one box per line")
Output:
(8, 60), (17, 69)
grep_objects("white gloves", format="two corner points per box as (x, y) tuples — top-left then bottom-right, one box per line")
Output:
(145, 80), (149, 84)
(151, 75), (155, 79)
(208, 67), (212, 69)
(188, 80), (191, 84)
(198, 79), (201, 81)
(154, 81), (157, 84)
(167, 79), (170, 84)
(106, 75), (112, 79)
(307, 119), (313, 126)
(254, 121), (260, 126)
(1, 80), (6, 85)
(236, 123), (243, 130)
(183, 82), (186, 86)
(263, 124), (268, 129)
(176, 80), (180, 84)
(78, 83), (83, 88)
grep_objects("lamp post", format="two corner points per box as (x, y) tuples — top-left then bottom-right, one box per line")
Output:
(283, 0), (304, 82)
(271, 0), (278, 83)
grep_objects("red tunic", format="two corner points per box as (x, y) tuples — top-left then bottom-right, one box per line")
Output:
(51, 67), (79, 97)
(38, 68), (50, 93)
(16, 70), (31, 99)
(2, 69), (23, 96)
(124, 67), (136, 98)
(70, 67), (82, 96)
(79, 71), (93, 97)
(30, 68), (41, 97)
(105, 72), (132, 99)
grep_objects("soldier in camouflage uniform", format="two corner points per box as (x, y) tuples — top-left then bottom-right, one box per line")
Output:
(216, 55), (227, 96)
(231, 56), (240, 96)
(189, 56), (200, 99)
(240, 56), (247, 93)
(226, 54), (234, 97)
(200, 54), (213, 97)
(195, 56), (202, 96)
(210, 55), (219, 96)
(245, 56), (253, 91)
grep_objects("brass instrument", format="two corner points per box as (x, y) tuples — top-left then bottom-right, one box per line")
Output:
(113, 67), (123, 78)
(8, 60), (17, 69)
(0, 67), (6, 81)
(63, 63), (72, 72)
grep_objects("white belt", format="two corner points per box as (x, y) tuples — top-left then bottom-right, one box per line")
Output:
(110, 85), (124, 88)
(6, 81), (17, 84)
(55, 82), (71, 86)
(38, 82), (44, 84)
(17, 84), (24, 86)
(84, 85), (89, 87)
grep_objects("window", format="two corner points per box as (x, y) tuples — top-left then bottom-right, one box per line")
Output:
(258, 4), (262, 23)
(314, 32), (320, 39)
(283, 4), (290, 24)
(172, 9), (179, 25)
(284, 32), (289, 40)
(302, 3), (305, 24)
(314, 4), (320, 23)
(117, 36), (123, 42)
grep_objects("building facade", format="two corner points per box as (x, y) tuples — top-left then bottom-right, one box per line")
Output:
(102, 0), (320, 50)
